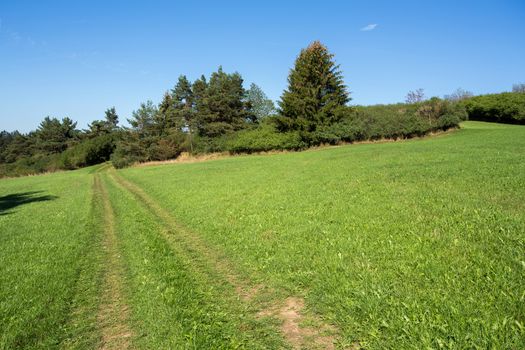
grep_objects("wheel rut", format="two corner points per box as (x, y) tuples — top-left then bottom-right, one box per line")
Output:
(106, 168), (342, 349)
(93, 175), (132, 350)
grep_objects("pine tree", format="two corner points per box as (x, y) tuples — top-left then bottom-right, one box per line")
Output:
(279, 41), (350, 131)
(3, 132), (33, 162)
(86, 120), (108, 137)
(128, 101), (157, 137)
(86, 107), (119, 138)
(36, 117), (79, 154)
(104, 107), (119, 130)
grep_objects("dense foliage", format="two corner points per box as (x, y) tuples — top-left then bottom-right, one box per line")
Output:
(463, 92), (525, 124)
(225, 98), (465, 154)
(11, 41), (525, 177)
(0, 110), (120, 177)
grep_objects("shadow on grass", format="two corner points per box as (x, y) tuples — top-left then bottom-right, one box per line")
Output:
(0, 191), (58, 216)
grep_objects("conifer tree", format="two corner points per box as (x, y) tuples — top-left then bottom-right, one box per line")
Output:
(172, 75), (194, 130)
(192, 75), (209, 134)
(279, 41), (350, 131)
(155, 92), (177, 137)
(195, 67), (252, 137)
(173, 75), (193, 109)
(87, 107), (119, 138)
(128, 100), (157, 137)
(104, 107), (119, 130)
(86, 120), (108, 137)
(172, 75), (195, 152)
(36, 117), (79, 153)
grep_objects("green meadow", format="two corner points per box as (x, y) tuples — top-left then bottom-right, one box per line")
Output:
(1, 121), (524, 349)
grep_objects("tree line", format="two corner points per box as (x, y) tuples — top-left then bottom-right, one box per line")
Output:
(1, 41), (522, 177)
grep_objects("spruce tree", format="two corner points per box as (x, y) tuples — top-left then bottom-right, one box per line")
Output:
(279, 41), (350, 131)
(194, 67), (252, 137)
(155, 92), (178, 136)
(172, 75), (193, 109)
(172, 75), (194, 130)
(192, 75), (209, 134)
(172, 75), (195, 152)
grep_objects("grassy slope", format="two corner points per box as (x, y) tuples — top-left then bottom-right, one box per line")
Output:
(119, 121), (525, 349)
(1, 121), (523, 349)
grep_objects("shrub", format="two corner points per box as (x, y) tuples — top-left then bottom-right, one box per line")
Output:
(350, 104), (428, 140)
(463, 92), (525, 124)
(111, 135), (148, 169)
(111, 130), (188, 168)
(340, 99), (463, 142)
(59, 134), (116, 169)
(146, 132), (186, 161)
(226, 121), (306, 154)
(226, 99), (463, 156)
(191, 134), (232, 154)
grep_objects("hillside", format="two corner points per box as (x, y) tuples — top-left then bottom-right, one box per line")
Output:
(1, 121), (524, 349)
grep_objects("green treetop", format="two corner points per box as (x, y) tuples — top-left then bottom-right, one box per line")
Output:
(279, 41), (350, 131)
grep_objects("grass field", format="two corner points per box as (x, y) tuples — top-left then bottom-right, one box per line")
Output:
(1, 121), (524, 349)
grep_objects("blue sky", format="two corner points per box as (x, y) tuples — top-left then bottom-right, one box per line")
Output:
(1, 0), (524, 132)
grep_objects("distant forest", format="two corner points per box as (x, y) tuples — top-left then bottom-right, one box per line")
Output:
(1, 41), (524, 177)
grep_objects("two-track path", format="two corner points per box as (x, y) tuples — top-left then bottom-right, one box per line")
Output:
(92, 165), (342, 349)
(93, 174), (132, 349)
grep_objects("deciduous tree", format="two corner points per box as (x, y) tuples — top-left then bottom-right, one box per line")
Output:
(512, 83), (525, 93)
(444, 88), (473, 102)
(405, 89), (426, 104)
(246, 83), (275, 122)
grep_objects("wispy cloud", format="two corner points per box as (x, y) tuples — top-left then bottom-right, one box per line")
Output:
(360, 24), (378, 31)
(0, 19), (41, 47)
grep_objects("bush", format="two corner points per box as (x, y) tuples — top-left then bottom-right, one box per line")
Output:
(111, 134), (148, 169)
(349, 99), (464, 141)
(59, 134), (116, 169)
(191, 134), (232, 154)
(225, 99), (463, 155)
(146, 132), (186, 161)
(463, 92), (525, 124)
(0, 153), (62, 178)
(111, 130), (187, 168)
(226, 121), (306, 153)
